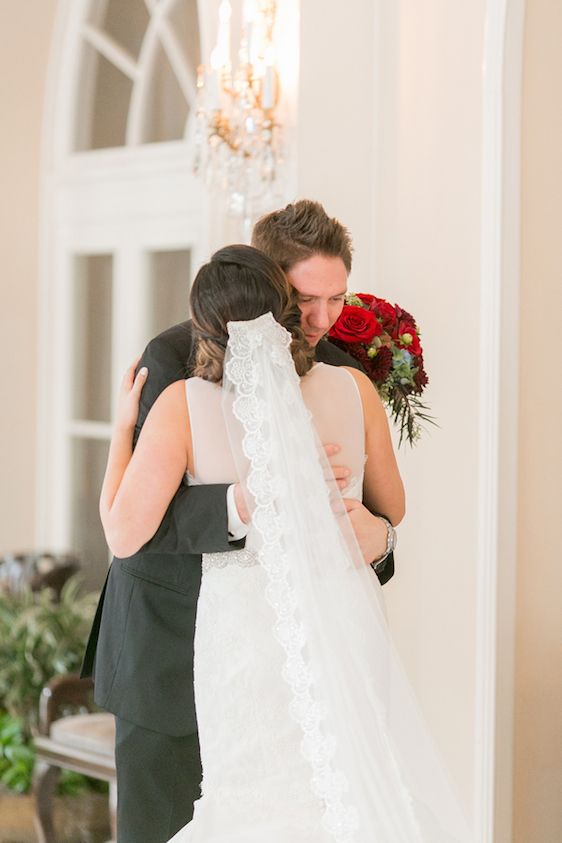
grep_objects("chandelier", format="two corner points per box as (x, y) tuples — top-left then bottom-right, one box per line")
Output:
(193, 0), (284, 220)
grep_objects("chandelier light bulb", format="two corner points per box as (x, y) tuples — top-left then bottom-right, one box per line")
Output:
(219, 0), (232, 22)
(243, 0), (259, 23)
(194, 0), (282, 222)
(210, 46), (222, 71)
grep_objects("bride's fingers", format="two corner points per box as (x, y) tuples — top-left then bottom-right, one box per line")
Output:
(130, 366), (148, 397)
(323, 464), (350, 491)
(329, 465), (351, 490)
(122, 367), (135, 391)
(122, 358), (141, 389)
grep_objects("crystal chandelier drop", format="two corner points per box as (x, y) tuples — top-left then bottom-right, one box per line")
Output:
(193, 0), (284, 220)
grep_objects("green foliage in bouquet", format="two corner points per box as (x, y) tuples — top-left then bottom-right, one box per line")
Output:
(0, 577), (104, 795)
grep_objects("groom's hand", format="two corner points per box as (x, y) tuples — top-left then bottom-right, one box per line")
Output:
(341, 500), (388, 565)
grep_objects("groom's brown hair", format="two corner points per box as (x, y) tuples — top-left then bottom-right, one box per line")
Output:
(251, 200), (353, 274)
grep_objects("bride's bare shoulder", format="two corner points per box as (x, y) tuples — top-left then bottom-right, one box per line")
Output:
(341, 367), (387, 417)
(146, 379), (189, 424)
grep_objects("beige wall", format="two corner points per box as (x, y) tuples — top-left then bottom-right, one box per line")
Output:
(0, 2), (59, 552)
(514, 1), (562, 841)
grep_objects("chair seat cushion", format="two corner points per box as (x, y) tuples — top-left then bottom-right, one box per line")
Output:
(50, 713), (115, 758)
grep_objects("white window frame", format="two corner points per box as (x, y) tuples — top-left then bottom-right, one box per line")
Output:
(37, 0), (211, 559)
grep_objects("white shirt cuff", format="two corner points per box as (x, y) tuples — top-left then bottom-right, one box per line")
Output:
(227, 484), (250, 541)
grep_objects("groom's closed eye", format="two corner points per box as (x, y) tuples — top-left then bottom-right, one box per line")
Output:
(297, 294), (346, 303)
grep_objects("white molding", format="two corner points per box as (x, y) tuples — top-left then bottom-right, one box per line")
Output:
(36, 0), (210, 560)
(81, 23), (139, 80)
(67, 421), (112, 440)
(36, 1), (76, 547)
(155, 1), (198, 108)
(475, 0), (525, 839)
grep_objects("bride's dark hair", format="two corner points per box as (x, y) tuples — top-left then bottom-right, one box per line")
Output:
(190, 244), (314, 382)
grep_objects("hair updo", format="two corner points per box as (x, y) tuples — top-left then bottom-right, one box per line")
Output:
(190, 244), (314, 382)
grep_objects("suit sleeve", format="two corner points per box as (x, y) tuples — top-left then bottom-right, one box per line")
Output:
(130, 323), (242, 556)
(372, 553), (394, 585)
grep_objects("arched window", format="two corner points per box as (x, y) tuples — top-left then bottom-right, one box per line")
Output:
(38, 0), (210, 591)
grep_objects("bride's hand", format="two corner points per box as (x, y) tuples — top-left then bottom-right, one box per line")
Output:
(323, 443), (351, 491)
(115, 359), (148, 432)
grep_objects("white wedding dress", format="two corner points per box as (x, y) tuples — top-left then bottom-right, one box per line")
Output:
(168, 314), (471, 843)
(169, 363), (365, 843)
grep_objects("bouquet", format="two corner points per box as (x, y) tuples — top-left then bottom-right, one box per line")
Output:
(328, 293), (433, 446)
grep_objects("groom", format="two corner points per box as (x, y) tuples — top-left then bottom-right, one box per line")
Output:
(82, 200), (397, 843)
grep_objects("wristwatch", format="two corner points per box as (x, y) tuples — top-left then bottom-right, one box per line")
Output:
(371, 516), (397, 574)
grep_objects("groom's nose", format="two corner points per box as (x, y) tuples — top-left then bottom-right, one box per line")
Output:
(308, 300), (330, 331)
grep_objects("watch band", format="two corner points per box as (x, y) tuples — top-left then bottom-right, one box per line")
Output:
(370, 516), (397, 573)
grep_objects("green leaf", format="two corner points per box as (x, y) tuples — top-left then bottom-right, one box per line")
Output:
(0, 576), (99, 739)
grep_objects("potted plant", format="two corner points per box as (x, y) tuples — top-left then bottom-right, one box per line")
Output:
(0, 576), (109, 842)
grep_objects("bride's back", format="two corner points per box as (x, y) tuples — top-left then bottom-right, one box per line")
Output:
(185, 363), (365, 499)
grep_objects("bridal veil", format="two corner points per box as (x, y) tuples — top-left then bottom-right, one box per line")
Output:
(221, 313), (472, 843)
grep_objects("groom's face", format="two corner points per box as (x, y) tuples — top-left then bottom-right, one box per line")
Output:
(287, 254), (348, 347)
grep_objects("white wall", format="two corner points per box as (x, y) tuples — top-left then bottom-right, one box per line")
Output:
(374, 1), (485, 814)
(297, 0), (377, 291)
(298, 0), (488, 821)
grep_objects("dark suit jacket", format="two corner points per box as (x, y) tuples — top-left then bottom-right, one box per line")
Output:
(81, 321), (394, 736)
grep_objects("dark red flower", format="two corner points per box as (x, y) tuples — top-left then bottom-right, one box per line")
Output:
(333, 343), (393, 385)
(395, 304), (416, 325)
(329, 305), (382, 344)
(372, 297), (398, 332)
(344, 343), (372, 368)
(414, 359), (429, 392)
(367, 346), (393, 384)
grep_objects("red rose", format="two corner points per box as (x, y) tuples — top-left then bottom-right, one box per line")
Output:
(393, 319), (422, 356)
(329, 305), (382, 344)
(356, 293), (376, 309)
(392, 311), (422, 357)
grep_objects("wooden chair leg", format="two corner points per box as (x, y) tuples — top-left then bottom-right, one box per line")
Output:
(32, 760), (61, 843)
(109, 780), (118, 841)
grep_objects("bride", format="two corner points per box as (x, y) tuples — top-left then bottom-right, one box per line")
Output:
(100, 245), (471, 842)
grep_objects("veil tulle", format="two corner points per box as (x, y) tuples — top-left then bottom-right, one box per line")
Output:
(221, 312), (472, 843)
